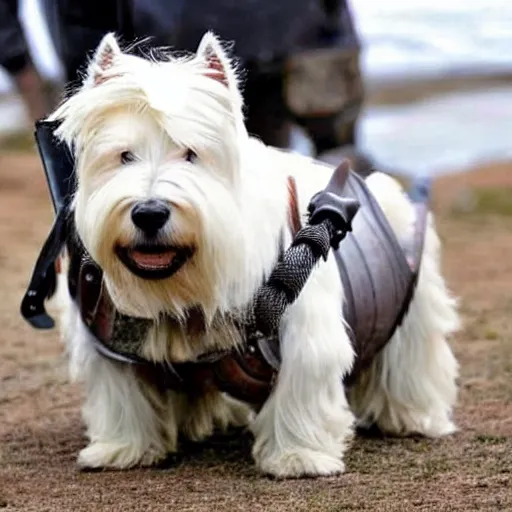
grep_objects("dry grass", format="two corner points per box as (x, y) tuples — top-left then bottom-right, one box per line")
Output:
(0, 151), (511, 511)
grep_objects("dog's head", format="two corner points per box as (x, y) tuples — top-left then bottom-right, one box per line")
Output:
(50, 32), (252, 319)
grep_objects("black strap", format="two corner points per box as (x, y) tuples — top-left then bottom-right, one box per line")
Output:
(20, 205), (70, 329)
(35, 120), (75, 214)
(252, 162), (360, 339)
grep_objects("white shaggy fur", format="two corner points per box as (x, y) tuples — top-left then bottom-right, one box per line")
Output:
(51, 32), (459, 477)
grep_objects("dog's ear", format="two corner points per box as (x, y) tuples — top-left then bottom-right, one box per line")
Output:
(196, 32), (242, 106)
(83, 33), (123, 88)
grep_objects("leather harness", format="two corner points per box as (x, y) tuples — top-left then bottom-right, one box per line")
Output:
(65, 177), (303, 406)
(21, 121), (431, 409)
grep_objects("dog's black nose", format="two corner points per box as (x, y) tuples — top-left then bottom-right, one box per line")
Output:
(131, 199), (170, 235)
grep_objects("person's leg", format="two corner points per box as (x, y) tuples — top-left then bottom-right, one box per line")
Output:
(298, 115), (357, 155)
(242, 63), (292, 149)
(292, 50), (363, 155)
(290, 0), (365, 156)
(0, 0), (50, 120)
(40, 0), (121, 86)
(12, 62), (50, 121)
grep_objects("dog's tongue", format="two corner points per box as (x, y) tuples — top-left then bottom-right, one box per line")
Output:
(131, 250), (176, 269)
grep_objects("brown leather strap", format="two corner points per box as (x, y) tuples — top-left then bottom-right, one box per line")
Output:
(75, 177), (304, 408)
(287, 176), (302, 235)
(70, 166), (428, 407)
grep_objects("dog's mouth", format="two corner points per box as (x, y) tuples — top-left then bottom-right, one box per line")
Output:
(116, 244), (194, 280)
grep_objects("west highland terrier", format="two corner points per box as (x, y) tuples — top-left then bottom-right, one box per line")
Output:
(35, 32), (459, 478)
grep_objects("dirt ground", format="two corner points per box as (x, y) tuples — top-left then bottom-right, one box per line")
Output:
(1, 149), (511, 512)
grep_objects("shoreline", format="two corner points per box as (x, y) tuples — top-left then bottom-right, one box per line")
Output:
(1, 70), (511, 178)
(366, 69), (512, 105)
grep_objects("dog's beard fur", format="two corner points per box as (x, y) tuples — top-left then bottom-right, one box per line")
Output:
(73, 109), (249, 321)
(50, 32), (460, 477)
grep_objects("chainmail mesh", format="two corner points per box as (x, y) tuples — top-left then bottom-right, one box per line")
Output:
(291, 224), (332, 260)
(253, 221), (336, 336)
(110, 314), (153, 356)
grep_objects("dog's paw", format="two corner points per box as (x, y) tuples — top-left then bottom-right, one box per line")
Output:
(181, 393), (254, 442)
(77, 442), (166, 470)
(419, 417), (457, 438)
(377, 412), (457, 439)
(215, 396), (254, 431)
(254, 448), (345, 479)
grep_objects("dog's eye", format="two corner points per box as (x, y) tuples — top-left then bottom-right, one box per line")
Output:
(121, 151), (136, 165)
(185, 149), (197, 163)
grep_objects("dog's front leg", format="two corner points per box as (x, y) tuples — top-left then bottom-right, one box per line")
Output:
(67, 311), (176, 469)
(250, 257), (355, 478)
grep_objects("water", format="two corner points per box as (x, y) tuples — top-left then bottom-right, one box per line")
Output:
(358, 86), (512, 177)
(350, 0), (512, 175)
(3, 0), (512, 175)
(10, 0), (512, 89)
(353, 0), (512, 82)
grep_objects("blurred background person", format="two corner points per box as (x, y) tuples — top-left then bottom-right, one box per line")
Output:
(5, 2), (509, 182)
(39, 0), (368, 165)
(0, 0), (50, 122)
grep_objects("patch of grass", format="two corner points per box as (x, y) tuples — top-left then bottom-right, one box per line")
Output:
(0, 130), (35, 152)
(485, 329), (500, 341)
(462, 311), (491, 341)
(474, 434), (508, 445)
(451, 187), (512, 217)
(420, 458), (452, 478)
(406, 438), (432, 453)
(475, 187), (512, 216)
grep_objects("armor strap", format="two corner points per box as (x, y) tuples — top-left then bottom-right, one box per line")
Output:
(20, 120), (75, 329)
(34, 120), (75, 214)
(342, 174), (431, 385)
(66, 174), (305, 406)
(387, 175), (431, 335)
(20, 205), (70, 329)
(403, 176), (431, 273)
(22, 158), (429, 407)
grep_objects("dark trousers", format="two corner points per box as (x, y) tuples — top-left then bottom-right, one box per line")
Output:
(41, 0), (359, 154)
(243, 64), (357, 153)
(0, 0), (31, 74)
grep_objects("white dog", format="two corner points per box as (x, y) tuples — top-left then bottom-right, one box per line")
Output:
(49, 32), (460, 478)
